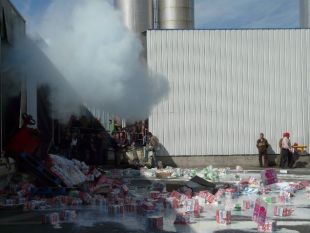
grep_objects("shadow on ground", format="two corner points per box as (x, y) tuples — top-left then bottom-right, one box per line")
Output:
(214, 230), (253, 233)
(0, 221), (176, 233)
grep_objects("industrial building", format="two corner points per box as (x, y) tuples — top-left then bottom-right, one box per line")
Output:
(0, 0), (87, 156)
(1, 0), (310, 165)
(115, 0), (310, 162)
(148, 29), (310, 156)
(0, 0), (26, 153)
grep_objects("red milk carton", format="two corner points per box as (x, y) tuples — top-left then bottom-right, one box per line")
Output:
(147, 216), (163, 230)
(252, 198), (267, 225)
(174, 210), (195, 224)
(59, 210), (77, 222)
(242, 200), (254, 210)
(108, 204), (124, 215)
(124, 203), (137, 212)
(214, 189), (225, 200)
(199, 191), (215, 203)
(257, 220), (277, 232)
(274, 206), (294, 217)
(261, 168), (278, 186)
(150, 191), (161, 199)
(42, 212), (59, 225)
(216, 209), (231, 225)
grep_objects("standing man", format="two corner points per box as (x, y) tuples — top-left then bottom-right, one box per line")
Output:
(256, 133), (269, 167)
(280, 132), (292, 168)
(145, 132), (160, 167)
(108, 119), (115, 135)
(118, 132), (129, 166)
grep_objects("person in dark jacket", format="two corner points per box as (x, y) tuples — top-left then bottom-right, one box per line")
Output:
(256, 133), (269, 167)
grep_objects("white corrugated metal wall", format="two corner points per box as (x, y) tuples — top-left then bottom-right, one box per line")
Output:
(147, 29), (310, 156)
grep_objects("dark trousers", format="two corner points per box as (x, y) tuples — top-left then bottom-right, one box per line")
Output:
(288, 152), (293, 168)
(280, 148), (291, 168)
(259, 152), (268, 167)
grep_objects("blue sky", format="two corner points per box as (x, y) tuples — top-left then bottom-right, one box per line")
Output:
(11, 0), (300, 30)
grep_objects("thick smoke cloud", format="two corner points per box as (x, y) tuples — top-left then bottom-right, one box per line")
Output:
(36, 0), (169, 121)
(2, 37), (82, 122)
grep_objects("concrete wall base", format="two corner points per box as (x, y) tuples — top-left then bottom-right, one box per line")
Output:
(156, 154), (310, 169)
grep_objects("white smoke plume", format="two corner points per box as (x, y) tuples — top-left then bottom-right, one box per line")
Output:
(36, 0), (169, 121)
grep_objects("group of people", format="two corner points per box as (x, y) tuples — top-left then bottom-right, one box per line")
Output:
(108, 119), (148, 147)
(54, 116), (162, 168)
(58, 130), (109, 165)
(109, 119), (160, 167)
(256, 132), (300, 169)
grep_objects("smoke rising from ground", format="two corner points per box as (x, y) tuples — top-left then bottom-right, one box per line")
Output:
(35, 0), (169, 121)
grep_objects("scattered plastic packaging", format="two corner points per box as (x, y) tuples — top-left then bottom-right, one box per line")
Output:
(2, 158), (309, 231)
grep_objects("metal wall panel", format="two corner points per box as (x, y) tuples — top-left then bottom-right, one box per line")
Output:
(147, 29), (310, 156)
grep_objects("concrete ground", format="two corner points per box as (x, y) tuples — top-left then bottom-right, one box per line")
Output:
(1, 170), (310, 233)
(0, 201), (310, 233)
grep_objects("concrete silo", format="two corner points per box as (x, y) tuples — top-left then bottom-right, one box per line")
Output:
(114, 0), (153, 33)
(157, 0), (194, 29)
(114, 0), (154, 59)
(300, 0), (310, 28)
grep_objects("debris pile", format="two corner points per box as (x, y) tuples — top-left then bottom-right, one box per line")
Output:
(1, 155), (309, 232)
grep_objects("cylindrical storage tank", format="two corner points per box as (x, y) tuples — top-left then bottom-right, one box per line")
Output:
(114, 0), (153, 33)
(300, 0), (310, 28)
(158, 0), (194, 29)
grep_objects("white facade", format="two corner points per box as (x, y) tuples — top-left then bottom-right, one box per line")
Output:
(147, 29), (310, 156)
